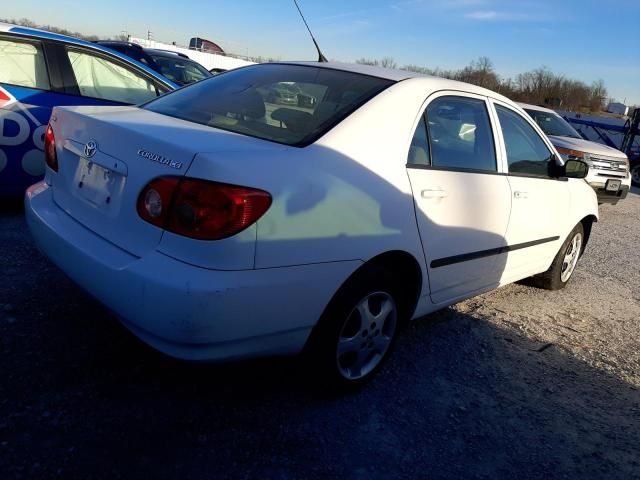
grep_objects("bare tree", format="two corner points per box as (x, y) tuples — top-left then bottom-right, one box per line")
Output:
(1, 17), (99, 41)
(356, 58), (379, 66)
(356, 57), (398, 70)
(380, 57), (397, 69)
(590, 79), (607, 111)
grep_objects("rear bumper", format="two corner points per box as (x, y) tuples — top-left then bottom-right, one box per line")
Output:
(25, 182), (360, 361)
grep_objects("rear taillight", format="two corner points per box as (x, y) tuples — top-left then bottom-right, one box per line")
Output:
(137, 176), (272, 240)
(44, 123), (58, 172)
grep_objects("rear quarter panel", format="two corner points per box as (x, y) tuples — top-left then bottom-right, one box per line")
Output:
(246, 80), (430, 293)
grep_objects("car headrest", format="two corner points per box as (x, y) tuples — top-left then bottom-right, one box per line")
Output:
(271, 108), (313, 133)
(217, 89), (266, 120)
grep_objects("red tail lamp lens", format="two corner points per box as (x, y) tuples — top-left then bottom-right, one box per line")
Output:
(137, 177), (272, 240)
(44, 124), (58, 172)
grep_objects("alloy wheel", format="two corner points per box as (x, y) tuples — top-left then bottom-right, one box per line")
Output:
(561, 232), (583, 282)
(336, 292), (397, 381)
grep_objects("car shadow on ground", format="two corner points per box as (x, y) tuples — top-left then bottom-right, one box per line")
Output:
(1, 208), (639, 480)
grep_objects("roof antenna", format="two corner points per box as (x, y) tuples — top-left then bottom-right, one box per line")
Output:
(293, 0), (328, 62)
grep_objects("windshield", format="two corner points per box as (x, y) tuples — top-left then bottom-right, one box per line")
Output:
(524, 109), (582, 139)
(149, 55), (211, 86)
(143, 63), (394, 146)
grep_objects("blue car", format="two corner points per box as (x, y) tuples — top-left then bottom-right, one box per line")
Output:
(0, 23), (177, 196)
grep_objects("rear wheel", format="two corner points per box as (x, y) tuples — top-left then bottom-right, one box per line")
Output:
(631, 160), (640, 188)
(532, 223), (584, 290)
(305, 267), (402, 388)
(336, 291), (397, 381)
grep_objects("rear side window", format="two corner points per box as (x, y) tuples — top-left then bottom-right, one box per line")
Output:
(407, 116), (430, 166)
(144, 64), (394, 146)
(496, 105), (554, 177)
(425, 96), (496, 172)
(66, 49), (160, 104)
(0, 38), (50, 90)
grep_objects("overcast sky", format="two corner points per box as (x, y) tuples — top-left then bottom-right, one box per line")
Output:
(4, 0), (639, 104)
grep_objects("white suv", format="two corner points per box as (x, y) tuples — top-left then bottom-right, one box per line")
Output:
(520, 103), (631, 205)
(26, 63), (598, 386)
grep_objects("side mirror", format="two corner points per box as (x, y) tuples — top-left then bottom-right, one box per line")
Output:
(563, 159), (589, 179)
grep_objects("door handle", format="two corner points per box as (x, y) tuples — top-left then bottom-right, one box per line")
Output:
(514, 191), (528, 199)
(421, 188), (448, 199)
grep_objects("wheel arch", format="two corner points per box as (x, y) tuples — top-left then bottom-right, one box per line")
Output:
(331, 250), (423, 322)
(580, 214), (597, 253)
(302, 249), (423, 357)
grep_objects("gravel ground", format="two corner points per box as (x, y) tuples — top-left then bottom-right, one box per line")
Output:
(1, 189), (639, 479)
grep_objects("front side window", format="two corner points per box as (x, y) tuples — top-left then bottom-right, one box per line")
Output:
(144, 63), (394, 146)
(425, 96), (496, 172)
(67, 49), (159, 104)
(0, 38), (50, 89)
(496, 105), (554, 177)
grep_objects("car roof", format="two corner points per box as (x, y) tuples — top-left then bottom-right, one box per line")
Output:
(279, 61), (514, 102)
(145, 49), (191, 60)
(0, 22), (178, 89)
(281, 61), (425, 82)
(517, 102), (557, 114)
(95, 40), (144, 50)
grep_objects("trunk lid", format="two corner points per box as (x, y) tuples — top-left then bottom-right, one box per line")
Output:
(50, 105), (262, 258)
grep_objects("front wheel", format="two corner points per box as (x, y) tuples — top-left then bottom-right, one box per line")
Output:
(532, 223), (584, 290)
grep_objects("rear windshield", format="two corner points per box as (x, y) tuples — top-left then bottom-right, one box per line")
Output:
(143, 63), (395, 146)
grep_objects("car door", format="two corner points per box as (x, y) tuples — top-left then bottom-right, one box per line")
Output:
(490, 101), (570, 281)
(406, 93), (512, 304)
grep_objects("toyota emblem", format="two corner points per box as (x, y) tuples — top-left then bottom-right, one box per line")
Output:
(83, 140), (98, 158)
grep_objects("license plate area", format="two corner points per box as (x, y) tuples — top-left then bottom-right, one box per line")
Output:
(605, 179), (621, 192)
(74, 157), (124, 212)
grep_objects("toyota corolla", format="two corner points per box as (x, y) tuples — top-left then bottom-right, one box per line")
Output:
(25, 62), (598, 386)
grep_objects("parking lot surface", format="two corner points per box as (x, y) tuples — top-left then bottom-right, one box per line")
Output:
(1, 189), (639, 479)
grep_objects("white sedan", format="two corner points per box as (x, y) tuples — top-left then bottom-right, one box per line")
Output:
(25, 62), (598, 386)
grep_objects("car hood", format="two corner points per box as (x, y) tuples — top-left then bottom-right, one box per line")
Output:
(549, 135), (627, 159)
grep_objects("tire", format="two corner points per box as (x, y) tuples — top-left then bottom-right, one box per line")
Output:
(304, 266), (403, 389)
(631, 161), (640, 188)
(532, 223), (584, 290)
